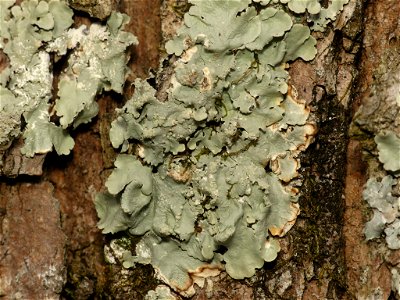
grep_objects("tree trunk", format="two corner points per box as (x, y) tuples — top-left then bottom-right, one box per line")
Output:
(0, 0), (399, 299)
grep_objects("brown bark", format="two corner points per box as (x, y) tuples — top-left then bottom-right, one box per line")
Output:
(344, 1), (400, 299)
(0, 182), (66, 299)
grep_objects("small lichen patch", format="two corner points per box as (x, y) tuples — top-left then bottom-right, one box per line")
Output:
(375, 131), (400, 173)
(281, 0), (321, 15)
(384, 220), (400, 250)
(309, 0), (350, 31)
(392, 268), (400, 297)
(268, 202), (300, 237)
(363, 176), (400, 249)
(145, 285), (177, 300)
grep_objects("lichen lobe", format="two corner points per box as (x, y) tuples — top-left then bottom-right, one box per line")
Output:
(95, 0), (348, 296)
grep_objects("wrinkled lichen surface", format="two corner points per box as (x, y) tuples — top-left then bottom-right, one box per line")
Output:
(0, 0), (137, 165)
(95, 0), (348, 296)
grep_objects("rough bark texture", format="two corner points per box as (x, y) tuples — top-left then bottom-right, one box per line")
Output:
(0, 182), (66, 299)
(0, 0), (399, 299)
(344, 1), (400, 299)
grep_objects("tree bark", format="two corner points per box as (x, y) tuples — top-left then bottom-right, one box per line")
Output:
(1, 0), (399, 299)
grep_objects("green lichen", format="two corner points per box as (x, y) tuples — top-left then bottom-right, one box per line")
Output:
(0, 0), (137, 158)
(0, 0), (73, 155)
(0, 86), (21, 147)
(100, 38), (311, 288)
(375, 131), (400, 174)
(385, 220), (400, 250)
(363, 176), (400, 250)
(145, 285), (176, 300)
(281, 0), (321, 15)
(309, 0), (350, 31)
(253, 0), (349, 31)
(95, 0), (348, 296)
(392, 268), (400, 297)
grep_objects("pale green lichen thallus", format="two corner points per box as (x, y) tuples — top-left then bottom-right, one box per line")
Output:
(95, 0), (349, 296)
(0, 0), (137, 158)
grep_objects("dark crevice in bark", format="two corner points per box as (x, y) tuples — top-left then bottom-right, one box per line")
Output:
(251, 3), (365, 298)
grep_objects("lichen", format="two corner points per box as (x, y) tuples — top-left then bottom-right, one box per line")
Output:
(363, 176), (399, 245)
(145, 285), (176, 300)
(0, 0), (73, 154)
(95, 0), (348, 296)
(374, 131), (400, 174)
(253, 0), (350, 31)
(280, 0), (321, 15)
(358, 82), (400, 250)
(392, 268), (400, 297)
(309, 0), (350, 31)
(351, 23), (400, 297)
(0, 0), (137, 159)
(384, 220), (400, 250)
